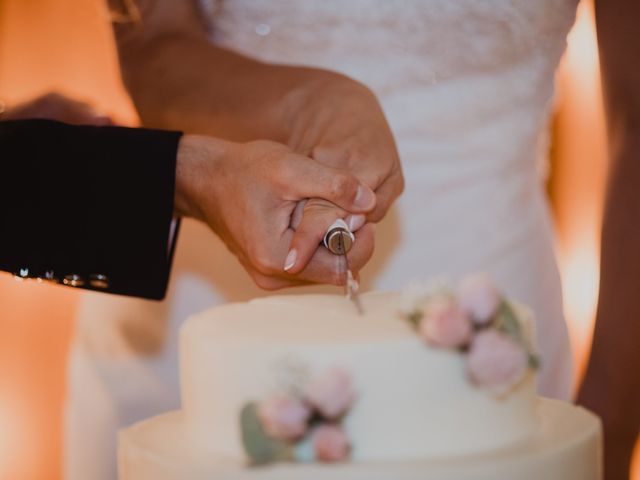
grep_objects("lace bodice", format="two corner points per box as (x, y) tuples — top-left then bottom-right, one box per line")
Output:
(200, 0), (577, 174)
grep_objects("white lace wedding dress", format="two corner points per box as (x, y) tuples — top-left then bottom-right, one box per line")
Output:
(64, 1), (578, 479)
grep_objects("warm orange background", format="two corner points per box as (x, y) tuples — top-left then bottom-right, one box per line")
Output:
(0, 0), (636, 478)
(0, 1), (136, 478)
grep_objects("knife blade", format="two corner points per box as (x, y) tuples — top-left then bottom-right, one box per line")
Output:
(323, 219), (364, 314)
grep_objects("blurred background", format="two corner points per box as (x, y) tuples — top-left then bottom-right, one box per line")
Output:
(0, 0), (637, 478)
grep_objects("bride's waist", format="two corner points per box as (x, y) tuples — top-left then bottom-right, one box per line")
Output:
(391, 120), (546, 176)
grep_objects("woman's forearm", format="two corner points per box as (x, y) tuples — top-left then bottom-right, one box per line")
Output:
(108, 0), (404, 234)
(112, 13), (335, 142)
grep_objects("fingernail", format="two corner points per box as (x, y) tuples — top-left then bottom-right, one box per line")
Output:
(284, 249), (297, 271)
(354, 185), (376, 210)
(95, 115), (113, 126)
(347, 214), (366, 232)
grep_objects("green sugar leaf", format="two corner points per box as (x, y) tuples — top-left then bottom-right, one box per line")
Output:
(406, 310), (423, 329)
(240, 403), (294, 466)
(528, 353), (541, 370)
(493, 300), (522, 340)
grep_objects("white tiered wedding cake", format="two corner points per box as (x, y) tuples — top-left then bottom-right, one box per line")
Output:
(119, 280), (602, 479)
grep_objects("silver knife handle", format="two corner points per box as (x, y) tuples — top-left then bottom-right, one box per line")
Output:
(323, 219), (355, 255)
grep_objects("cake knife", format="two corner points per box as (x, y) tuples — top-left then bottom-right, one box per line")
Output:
(323, 219), (364, 314)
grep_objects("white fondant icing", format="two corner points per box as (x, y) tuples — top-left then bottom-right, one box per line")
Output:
(179, 293), (536, 462)
(119, 399), (602, 480)
(118, 293), (601, 479)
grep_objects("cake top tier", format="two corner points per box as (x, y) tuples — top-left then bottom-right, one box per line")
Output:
(183, 292), (412, 345)
(179, 279), (539, 465)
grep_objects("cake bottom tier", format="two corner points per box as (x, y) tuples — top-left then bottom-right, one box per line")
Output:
(119, 398), (602, 480)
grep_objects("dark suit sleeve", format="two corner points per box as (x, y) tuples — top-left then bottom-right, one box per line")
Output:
(0, 119), (182, 300)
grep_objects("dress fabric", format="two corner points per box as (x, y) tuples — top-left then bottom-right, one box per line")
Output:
(64, 1), (578, 479)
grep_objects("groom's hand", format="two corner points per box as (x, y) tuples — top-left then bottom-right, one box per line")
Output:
(175, 135), (376, 289)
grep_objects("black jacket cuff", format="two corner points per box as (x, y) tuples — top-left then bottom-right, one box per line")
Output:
(0, 119), (183, 300)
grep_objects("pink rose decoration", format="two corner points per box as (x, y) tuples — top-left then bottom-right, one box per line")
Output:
(306, 367), (356, 420)
(457, 273), (501, 325)
(467, 330), (529, 393)
(419, 297), (473, 348)
(258, 396), (311, 441)
(313, 424), (351, 462)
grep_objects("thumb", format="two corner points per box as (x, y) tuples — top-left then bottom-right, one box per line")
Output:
(283, 156), (377, 214)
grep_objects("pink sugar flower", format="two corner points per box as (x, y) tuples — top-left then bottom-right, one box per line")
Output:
(313, 424), (351, 462)
(467, 329), (529, 393)
(419, 297), (473, 348)
(258, 396), (311, 441)
(306, 367), (356, 420)
(457, 273), (501, 325)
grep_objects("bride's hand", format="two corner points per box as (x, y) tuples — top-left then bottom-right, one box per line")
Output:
(269, 71), (403, 273)
(276, 70), (404, 225)
(175, 135), (376, 289)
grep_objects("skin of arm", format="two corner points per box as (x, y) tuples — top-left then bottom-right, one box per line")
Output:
(578, 1), (640, 478)
(108, 0), (403, 281)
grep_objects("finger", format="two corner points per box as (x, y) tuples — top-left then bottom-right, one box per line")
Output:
(310, 140), (390, 190)
(249, 270), (313, 290)
(367, 168), (405, 223)
(344, 213), (367, 232)
(280, 155), (377, 213)
(66, 105), (113, 126)
(289, 223), (376, 286)
(237, 250), (311, 290)
(282, 199), (348, 274)
(89, 115), (114, 126)
(289, 199), (307, 230)
(44, 93), (113, 126)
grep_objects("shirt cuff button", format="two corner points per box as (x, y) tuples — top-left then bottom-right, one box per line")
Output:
(89, 274), (110, 289)
(63, 274), (85, 287)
